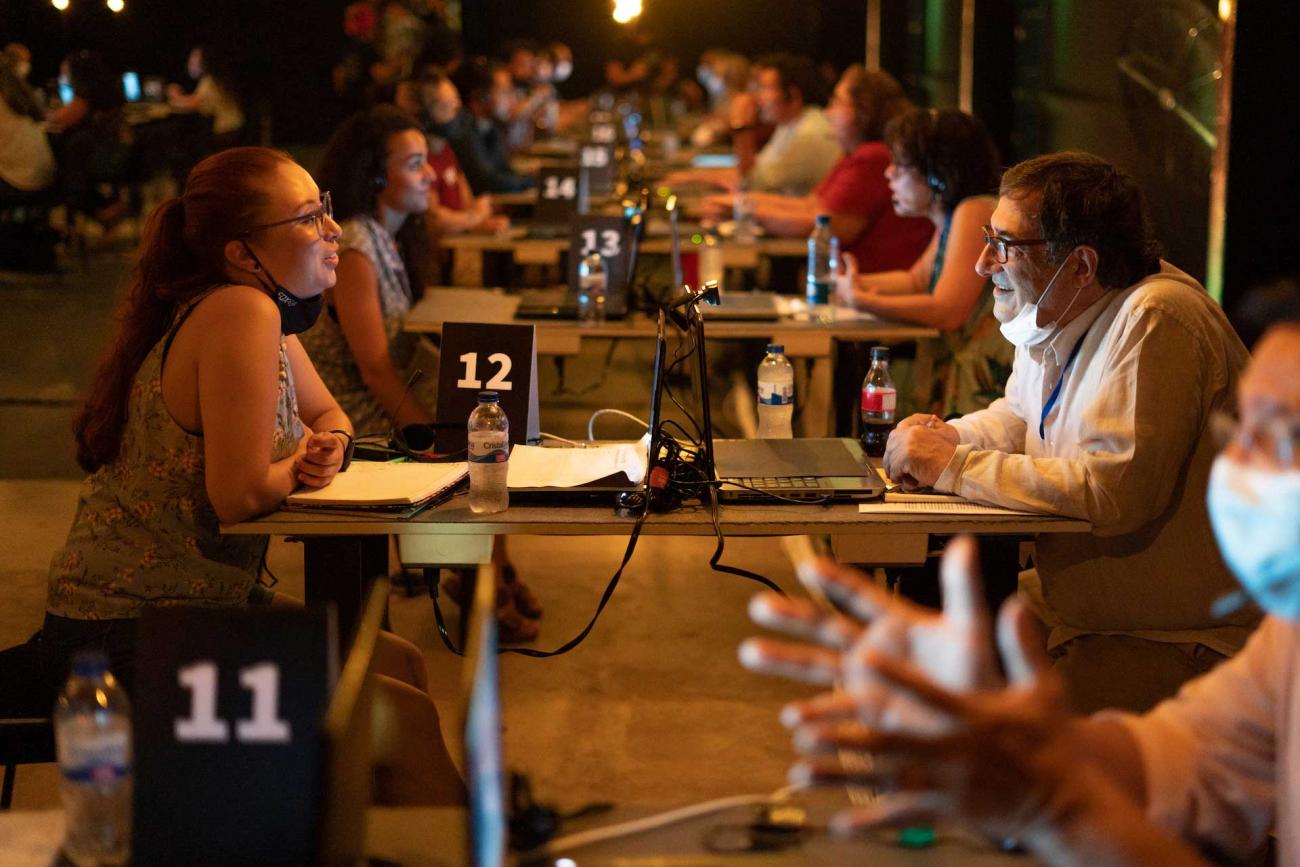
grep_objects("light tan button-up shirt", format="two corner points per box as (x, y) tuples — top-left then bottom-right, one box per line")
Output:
(934, 262), (1257, 654)
(1108, 615), (1300, 861)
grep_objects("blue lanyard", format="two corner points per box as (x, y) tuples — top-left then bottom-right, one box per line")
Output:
(1039, 331), (1089, 440)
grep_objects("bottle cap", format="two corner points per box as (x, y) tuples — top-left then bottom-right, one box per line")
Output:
(766, 344), (784, 355)
(70, 649), (109, 678)
(815, 214), (830, 226)
(477, 391), (500, 403)
(870, 346), (890, 361)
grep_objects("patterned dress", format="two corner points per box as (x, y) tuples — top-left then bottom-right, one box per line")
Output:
(46, 293), (304, 620)
(299, 215), (420, 436)
(924, 200), (1015, 416)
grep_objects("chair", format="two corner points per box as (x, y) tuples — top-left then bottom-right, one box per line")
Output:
(0, 635), (56, 809)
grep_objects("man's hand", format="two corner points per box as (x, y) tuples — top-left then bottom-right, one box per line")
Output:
(894, 413), (960, 445)
(293, 430), (346, 488)
(834, 251), (860, 308)
(740, 537), (1001, 736)
(884, 422), (958, 490)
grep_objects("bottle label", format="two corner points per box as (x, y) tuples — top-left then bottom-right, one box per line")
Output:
(758, 382), (794, 406)
(861, 386), (897, 413)
(806, 281), (830, 305)
(59, 730), (130, 782)
(468, 431), (509, 464)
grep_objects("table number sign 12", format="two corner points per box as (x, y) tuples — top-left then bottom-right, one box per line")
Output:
(436, 321), (540, 452)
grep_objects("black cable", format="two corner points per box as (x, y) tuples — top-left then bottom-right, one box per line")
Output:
(430, 501), (652, 658)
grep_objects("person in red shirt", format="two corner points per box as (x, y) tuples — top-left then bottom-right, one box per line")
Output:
(697, 66), (932, 273)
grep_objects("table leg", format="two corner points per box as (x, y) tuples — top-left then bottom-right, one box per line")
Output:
(301, 535), (389, 647)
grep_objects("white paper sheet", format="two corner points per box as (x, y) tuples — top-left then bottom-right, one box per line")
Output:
(507, 441), (647, 489)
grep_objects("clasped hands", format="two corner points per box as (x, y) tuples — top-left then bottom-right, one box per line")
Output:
(883, 413), (960, 490)
(738, 537), (1082, 841)
(293, 428), (347, 488)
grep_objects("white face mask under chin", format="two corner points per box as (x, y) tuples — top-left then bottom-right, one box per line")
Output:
(998, 250), (1082, 350)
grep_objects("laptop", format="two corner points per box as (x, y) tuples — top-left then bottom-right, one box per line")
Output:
(463, 564), (507, 867)
(699, 291), (780, 321)
(668, 287), (882, 503)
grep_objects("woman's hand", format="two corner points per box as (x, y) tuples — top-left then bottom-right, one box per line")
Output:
(834, 251), (861, 308)
(293, 430), (346, 488)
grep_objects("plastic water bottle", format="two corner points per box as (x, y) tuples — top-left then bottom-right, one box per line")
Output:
(577, 253), (607, 322)
(55, 650), (132, 867)
(806, 214), (839, 306)
(697, 227), (724, 294)
(860, 346), (897, 457)
(732, 179), (756, 244)
(468, 391), (509, 514)
(757, 344), (795, 439)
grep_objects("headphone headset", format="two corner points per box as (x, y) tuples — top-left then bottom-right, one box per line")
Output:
(923, 108), (947, 195)
(372, 172), (387, 193)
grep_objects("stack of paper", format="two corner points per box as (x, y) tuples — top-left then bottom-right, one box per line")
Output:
(507, 442), (647, 489)
(286, 461), (467, 509)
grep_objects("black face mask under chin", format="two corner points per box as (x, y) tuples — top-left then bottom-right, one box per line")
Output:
(240, 242), (324, 335)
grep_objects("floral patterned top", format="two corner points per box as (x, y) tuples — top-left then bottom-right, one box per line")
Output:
(925, 197), (1015, 416)
(47, 293), (304, 620)
(299, 215), (418, 436)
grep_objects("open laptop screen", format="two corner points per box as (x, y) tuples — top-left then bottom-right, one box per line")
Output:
(465, 564), (507, 867)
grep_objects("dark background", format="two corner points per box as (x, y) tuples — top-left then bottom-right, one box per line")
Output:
(3, 0), (1294, 309)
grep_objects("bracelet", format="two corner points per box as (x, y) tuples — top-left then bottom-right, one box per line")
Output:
(329, 429), (356, 472)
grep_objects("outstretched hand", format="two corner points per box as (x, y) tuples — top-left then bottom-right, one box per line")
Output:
(740, 536), (1000, 736)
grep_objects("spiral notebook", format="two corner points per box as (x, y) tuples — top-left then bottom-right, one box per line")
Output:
(284, 461), (467, 511)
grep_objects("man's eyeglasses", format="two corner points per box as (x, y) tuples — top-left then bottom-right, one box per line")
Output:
(1211, 409), (1300, 467)
(241, 192), (334, 240)
(982, 224), (1048, 264)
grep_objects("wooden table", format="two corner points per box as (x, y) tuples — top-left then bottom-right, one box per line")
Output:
(404, 287), (936, 439)
(228, 492), (1088, 645)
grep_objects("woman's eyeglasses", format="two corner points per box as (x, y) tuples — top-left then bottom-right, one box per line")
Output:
(240, 191), (333, 240)
(981, 224), (1048, 264)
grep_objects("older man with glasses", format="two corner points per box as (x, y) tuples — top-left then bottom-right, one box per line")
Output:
(741, 300), (1300, 864)
(880, 151), (1254, 713)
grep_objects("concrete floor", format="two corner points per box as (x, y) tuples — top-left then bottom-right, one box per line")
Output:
(0, 246), (818, 819)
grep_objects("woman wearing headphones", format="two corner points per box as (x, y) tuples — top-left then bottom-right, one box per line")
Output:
(836, 107), (1013, 416)
(307, 106), (540, 643)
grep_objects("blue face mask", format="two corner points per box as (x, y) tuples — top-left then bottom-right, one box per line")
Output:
(1207, 454), (1300, 620)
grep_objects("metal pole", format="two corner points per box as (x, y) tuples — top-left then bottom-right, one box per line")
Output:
(959, 0), (976, 113)
(866, 0), (882, 71)
(1206, 0), (1235, 303)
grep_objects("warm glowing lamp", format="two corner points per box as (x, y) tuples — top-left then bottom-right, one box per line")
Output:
(612, 0), (642, 25)
(52, 0), (70, 10)
(107, 0), (124, 11)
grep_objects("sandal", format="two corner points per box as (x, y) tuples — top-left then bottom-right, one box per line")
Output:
(503, 565), (543, 620)
(438, 568), (538, 643)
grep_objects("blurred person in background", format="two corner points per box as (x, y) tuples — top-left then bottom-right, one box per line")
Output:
(0, 55), (55, 202)
(434, 56), (532, 193)
(836, 107), (1012, 416)
(167, 46), (245, 148)
(698, 66), (932, 274)
(393, 73), (508, 235)
(667, 53), (838, 196)
(46, 50), (130, 227)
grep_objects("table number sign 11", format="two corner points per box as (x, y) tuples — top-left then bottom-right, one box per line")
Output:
(132, 606), (334, 866)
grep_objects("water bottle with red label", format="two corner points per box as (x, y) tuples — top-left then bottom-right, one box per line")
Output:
(860, 346), (896, 457)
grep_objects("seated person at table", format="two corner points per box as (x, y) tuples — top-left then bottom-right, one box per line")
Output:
(837, 107), (1012, 416)
(166, 45), (245, 149)
(307, 107), (540, 642)
(429, 56), (533, 194)
(46, 50), (128, 226)
(882, 151), (1255, 713)
(394, 74), (508, 236)
(698, 66), (932, 274)
(0, 55), (55, 202)
(1, 147), (461, 804)
(665, 53), (839, 196)
(304, 105), (437, 436)
(740, 305), (1300, 864)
